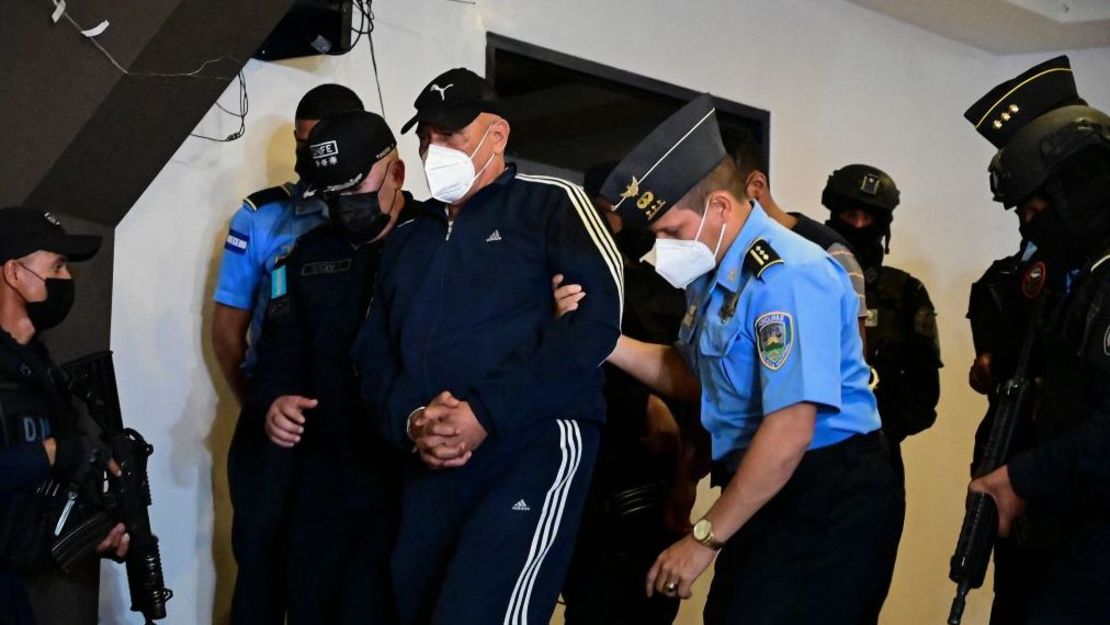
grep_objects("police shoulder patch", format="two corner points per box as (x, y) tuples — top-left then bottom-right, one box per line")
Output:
(244, 185), (293, 212)
(744, 239), (784, 279)
(1021, 261), (1047, 299)
(225, 228), (249, 255)
(755, 311), (794, 370)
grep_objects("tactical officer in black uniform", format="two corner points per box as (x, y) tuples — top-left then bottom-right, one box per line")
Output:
(964, 55), (1110, 625)
(0, 207), (128, 624)
(250, 112), (413, 624)
(561, 164), (707, 625)
(967, 241), (1052, 465)
(822, 165), (943, 481)
(965, 239), (1056, 624)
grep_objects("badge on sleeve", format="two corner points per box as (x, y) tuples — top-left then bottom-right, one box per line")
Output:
(1021, 261), (1047, 299)
(755, 311), (794, 370)
(225, 229), (250, 255)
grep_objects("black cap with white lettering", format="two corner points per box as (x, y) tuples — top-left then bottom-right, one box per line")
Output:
(301, 111), (397, 197)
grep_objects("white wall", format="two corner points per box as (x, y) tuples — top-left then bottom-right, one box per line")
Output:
(106, 1), (1110, 623)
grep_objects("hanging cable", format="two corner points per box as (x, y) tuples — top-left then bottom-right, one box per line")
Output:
(351, 1), (387, 119)
(48, 0), (249, 142)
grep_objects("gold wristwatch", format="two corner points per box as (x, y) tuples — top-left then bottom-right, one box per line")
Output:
(692, 518), (724, 550)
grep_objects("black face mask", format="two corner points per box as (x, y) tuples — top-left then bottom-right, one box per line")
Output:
(15, 266), (75, 332)
(294, 147), (312, 180)
(1019, 207), (1080, 268)
(826, 219), (886, 269)
(328, 189), (395, 242)
(613, 225), (656, 261)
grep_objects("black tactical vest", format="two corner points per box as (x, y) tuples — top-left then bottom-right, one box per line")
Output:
(0, 335), (61, 451)
(864, 265), (942, 444)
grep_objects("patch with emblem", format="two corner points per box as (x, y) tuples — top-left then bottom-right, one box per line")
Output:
(1021, 261), (1047, 299)
(302, 259), (352, 276)
(914, 306), (939, 339)
(225, 229), (249, 254)
(914, 305), (942, 362)
(755, 311), (794, 370)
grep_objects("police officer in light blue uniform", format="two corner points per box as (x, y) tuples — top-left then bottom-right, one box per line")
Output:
(213, 84), (365, 394)
(599, 95), (902, 625)
(214, 181), (325, 376)
(211, 84), (364, 625)
(679, 199), (879, 469)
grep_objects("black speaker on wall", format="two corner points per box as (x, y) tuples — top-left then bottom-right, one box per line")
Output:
(254, 0), (354, 61)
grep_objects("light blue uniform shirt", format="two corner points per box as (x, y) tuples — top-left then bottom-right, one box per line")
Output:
(213, 182), (326, 373)
(677, 202), (880, 472)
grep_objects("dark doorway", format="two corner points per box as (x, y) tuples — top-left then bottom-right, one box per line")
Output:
(486, 33), (770, 182)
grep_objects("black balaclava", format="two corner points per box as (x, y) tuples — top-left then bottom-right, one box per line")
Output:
(1032, 148), (1110, 269)
(827, 206), (891, 272)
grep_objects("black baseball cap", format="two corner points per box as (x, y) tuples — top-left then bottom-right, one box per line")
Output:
(301, 111), (397, 197)
(0, 206), (101, 264)
(401, 68), (505, 134)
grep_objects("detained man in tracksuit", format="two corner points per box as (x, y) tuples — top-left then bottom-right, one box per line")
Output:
(352, 68), (623, 625)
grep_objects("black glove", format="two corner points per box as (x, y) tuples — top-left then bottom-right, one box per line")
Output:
(53, 435), (110, 485)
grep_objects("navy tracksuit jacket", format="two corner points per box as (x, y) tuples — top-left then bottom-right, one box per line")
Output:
(355, 165), (622, 445)
(353, 165), (622, 625)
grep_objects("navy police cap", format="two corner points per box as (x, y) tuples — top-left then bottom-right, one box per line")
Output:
(964, 55), (1085, 150)
(600, 94), (726, 225)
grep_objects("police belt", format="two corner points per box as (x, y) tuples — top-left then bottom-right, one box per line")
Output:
(711, 430), (884, 487)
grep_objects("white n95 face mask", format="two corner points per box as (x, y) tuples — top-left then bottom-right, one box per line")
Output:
(641, 203), (726, 289)
(421, 124), (495, 204)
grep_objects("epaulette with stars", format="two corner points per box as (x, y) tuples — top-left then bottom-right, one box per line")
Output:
(744, 239), (784, 279)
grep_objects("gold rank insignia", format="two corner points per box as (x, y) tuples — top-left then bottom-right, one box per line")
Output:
(619, 176), (641, 200)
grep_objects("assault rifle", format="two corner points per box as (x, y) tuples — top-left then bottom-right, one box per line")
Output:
(55, 351), (172, 624)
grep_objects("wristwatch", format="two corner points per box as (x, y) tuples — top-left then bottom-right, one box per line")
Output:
(692, 517), (724, 550)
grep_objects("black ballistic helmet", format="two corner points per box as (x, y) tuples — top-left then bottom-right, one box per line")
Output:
(821, 164), (900, 219)
(988, 105), (1110, 208)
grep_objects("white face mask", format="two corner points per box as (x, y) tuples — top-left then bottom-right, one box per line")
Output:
(421, 123), (496, 204)
(641, 203), (726, 289)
